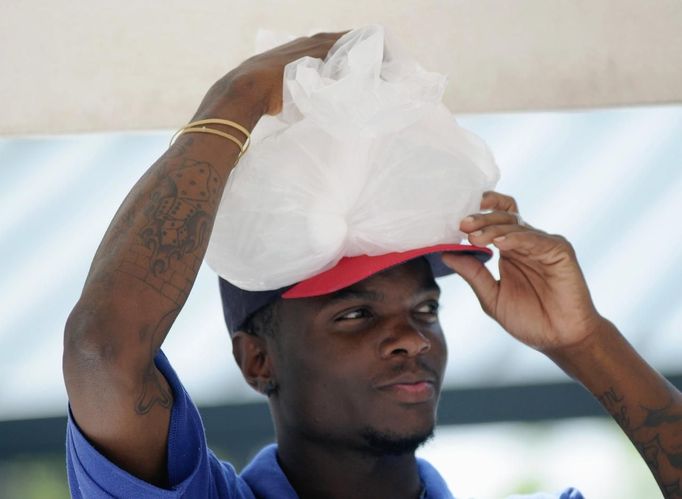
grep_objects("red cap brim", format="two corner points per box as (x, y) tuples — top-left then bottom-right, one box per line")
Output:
(282, 243), (492, 299)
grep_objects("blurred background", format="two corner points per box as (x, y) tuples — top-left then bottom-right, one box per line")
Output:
(1, 1), (681, 498)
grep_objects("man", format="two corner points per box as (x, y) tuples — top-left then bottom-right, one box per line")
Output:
(63, 30), (682, 498)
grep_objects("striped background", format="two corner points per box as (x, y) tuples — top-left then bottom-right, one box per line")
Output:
(1, 105), (680, 422)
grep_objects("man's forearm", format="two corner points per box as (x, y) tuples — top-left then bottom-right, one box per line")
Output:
(65, 77), (264, 370)
(548, 320), (682, 498)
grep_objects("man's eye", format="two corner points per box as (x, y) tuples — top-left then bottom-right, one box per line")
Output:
(336, 309), (371, 321)
(415, 301), (439, 317)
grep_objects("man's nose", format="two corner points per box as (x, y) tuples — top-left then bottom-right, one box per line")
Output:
(379, 320), (431, 358)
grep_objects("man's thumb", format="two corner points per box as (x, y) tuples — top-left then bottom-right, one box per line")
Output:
(441, 253), (498, 316)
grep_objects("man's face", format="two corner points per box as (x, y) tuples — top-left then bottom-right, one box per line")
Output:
(270, 257), (447, 454)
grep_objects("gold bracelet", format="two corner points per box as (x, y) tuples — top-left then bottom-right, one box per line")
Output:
(169, 118), (251, 155)
(186, 118), (251, 146)
(171, 127), (246, 154)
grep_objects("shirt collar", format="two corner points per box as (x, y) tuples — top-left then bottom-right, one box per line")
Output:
(241, 444), (455, 499)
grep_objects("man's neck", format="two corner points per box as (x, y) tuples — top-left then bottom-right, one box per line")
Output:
(276, 434), (423, 499)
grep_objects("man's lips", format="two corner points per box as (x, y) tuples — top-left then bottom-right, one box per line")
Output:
(375, 374), (437, 403)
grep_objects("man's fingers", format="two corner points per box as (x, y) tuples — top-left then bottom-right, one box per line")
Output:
(466, 224), (530, 247)
(441, 253), (498, 316)
(492, 230), (576, 265)
(481, 191), (519, 213)
(460, 210), (522, 233)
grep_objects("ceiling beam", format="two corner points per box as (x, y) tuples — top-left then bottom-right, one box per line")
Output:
(2, 0), (681, 136)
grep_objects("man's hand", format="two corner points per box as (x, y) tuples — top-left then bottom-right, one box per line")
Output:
(195, 31), (351, 120)
(442, 191), (604, 352)
(444, 191), (682, 496)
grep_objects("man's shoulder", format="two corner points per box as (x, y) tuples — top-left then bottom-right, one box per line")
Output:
(66, 350), (258, 498)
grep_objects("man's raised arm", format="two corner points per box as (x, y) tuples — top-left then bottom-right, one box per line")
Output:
(62, 32), (349, 487)
(444, 191), (682, 497)
(549, 320), (682, 498)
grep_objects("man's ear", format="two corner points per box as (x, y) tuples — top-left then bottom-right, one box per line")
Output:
(232, 331), (274, 395)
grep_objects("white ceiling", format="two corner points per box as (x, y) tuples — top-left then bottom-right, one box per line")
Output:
(2, 0), (681, 135)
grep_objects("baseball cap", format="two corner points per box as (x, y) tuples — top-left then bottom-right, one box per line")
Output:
(219, 243), (492, 334)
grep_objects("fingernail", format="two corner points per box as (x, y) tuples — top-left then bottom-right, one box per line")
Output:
(471, 230), (483, 237)
(461, 216), (475, 224)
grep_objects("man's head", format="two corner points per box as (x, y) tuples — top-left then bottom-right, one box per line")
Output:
(230, 257), (446, 456)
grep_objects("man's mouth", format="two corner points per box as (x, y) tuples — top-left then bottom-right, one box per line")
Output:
(375, 374), (437, 403)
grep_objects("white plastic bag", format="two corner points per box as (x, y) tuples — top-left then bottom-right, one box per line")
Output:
(206, 24), (499, 291)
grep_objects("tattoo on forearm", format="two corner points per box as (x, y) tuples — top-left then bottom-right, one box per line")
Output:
(97, 142), (228, 416)
(116, 156), (224, 415)
(598, 387), (630, 428)
(136, 363), (173, 415)
(599, 387), (682, 498)
(134, 308), (178, 415)
(117, 158), (222, 305)
(76, 137), (235, 417)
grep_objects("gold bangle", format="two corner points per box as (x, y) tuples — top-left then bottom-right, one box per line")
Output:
(185, 119), (251, 141)
(171, 126), (246, 154)
(183, 118), (251, 151)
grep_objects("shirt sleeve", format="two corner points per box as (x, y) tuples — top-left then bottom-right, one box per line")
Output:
(65, 350), (254, 499)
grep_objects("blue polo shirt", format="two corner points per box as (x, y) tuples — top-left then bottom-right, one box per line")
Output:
(66, 351), (583, 498)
